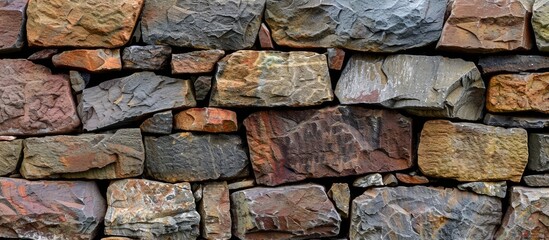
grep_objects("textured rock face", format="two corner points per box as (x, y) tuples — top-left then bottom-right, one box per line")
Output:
(231, 184), (341, 239)
(419, 120), (528, 182)
(0, 178), (106, 240)
(437, 0), (532, 53)
(79, 71), (196, 131)
(27, 49), (59, 61)
(327, 48), (345, 71)
(174, 108), (238, 133)
(265, 0), (446, 52)
(528, 133), (549, 171)
(523, 174), (549, 186)
(145, 132), (248, 182)
(104, 179), (200, 239)
(194, 76), (212, 101)
(20, 129), (144, 179)
(141, 0), (265, 50)
(335, 54), (485, 120)
(26, 0), (143, 47)
(122, 45), (171, 70)
(53, 49), (122, 73)
(0, 59), (80, 136)
(457, 181), (507, 198)
(70, 71), (90, 93)
(211, 50), (333, 107)
(327, 183), (350, 219)
(0, 140), (22, 176)
(140, 111), (173, 134)
(353, 173), (384, 188)
(396, 173), (430, 185)
(350, 186), (502, 240)
(0, 0), (27, 53)
(478, 55), (549, 74)
(243, 106), (413, 186)
(171, 50), (225, 74)
(496, 187), (549, 239)
(484, 113), (549, 128)
(486, 73), (549, 114)
(533, 0), (549, 51)
(199, 182), (231, 240)
(258, 23), (274, 49)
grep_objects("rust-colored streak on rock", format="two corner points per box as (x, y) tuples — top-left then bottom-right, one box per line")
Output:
(53, 49), (122, 73)
(487, 72), (549, 114)
(174, 108), (238, 133)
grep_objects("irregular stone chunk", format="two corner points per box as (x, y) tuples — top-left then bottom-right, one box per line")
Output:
(395, 173), (430, 185)
(496, 187), (549, 239)
(53, 49), (122, 73)
(79, 71), (196, 131)
(211, 50), (333, 107)
(533, 0), (549, 51)
(122, 45), (171, 70)
(484, 113), (549, 128)
(353, 173), (383, 188)
(200, 182), (231, 240)
(327, 183), (350, 219)
(193, 76), (212, 101)
(0, 136), (16, 141)
(523, 174), (549, 186)
(141, 0), (265, 50)
(174, 108), (237, 133)
(104, 179), (200, 239)
(0, 0), (26, 53)
(335, 54), (485, 120)
(350, 186), (502, 240)
(227, 179), (256, 190)
(26, 0), (144, 47)
(327, 48), (345, 71)
(0, 59), (80, 136)
(231, 184), (341, 239)
(0, 178), (106, 240)
(0, 140), (22, 176)
(171, 50), (225, 74)
(458, 181), (507, 198)
(418, 120), (528, 182)
(69, 71), (90, 93)
(266, 0), (446, 52)
(258, 23), (274, 49)
(145, 132), (248, 182)
(437, 0), (533, 53)
(486, 73), (549, 114)
(140, 111), (173, 134)
(20, 129), (144, 179)
(243, 106), (413, 186)
(27, 49), (59, 61)
(478, 55), (549, 74)
(528, 133), (549, 171)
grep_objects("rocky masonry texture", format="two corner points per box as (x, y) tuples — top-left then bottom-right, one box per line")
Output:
(335, 54), (485, 120)
(327, 183), (350, 219)
(523, 174), (549, 186)
(79, 71), (196, 131)
(266, 0), (446, 52)
(0, 0), (26, 53)
(210, 50), (333, 107)
(140, 111), (173, 134)
(26, 0), (143, 47)
(199, 182), (231, 240)
(52, 49), (122, 73)
(122, 45), (172, 70)
(486, 72), (549, 114)
(174, 108), (238, 133)
(141, 0), (265, 50)
(244, 106), (413, 186)
(478, 55), (549, 74)
(496, 187), (549, 239)
(194, 76), (212, 101)
(171, 50), (225, 74)
(533, 0), (549, 51)
(231, 184), (341, 239)
(104, 179), (200, 239)
(484, 113), (549, 129)
(27, 49), (59, 61)
(0, 140), (22, 176)
(20, 129), (144, 179)
(0, 59), (80, 136)
(350, 186), (502, 240)
(418, 120), (528, 182)
(528, 133), (549, 171)
(0, 178), (106, 240)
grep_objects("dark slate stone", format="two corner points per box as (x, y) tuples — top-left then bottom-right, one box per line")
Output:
(478, 55), (549, 74)
(140, 111), (173, 134)
(483, 113), (549, 129)
(122, 45), (172, 70)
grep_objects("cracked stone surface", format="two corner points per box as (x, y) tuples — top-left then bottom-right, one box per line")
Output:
(174, 108), (238, 133)
(199, 182), (231, 240)
(335, 54), (485, 121)
(533, 0), (549, 51)
(243, 106), (413, 186)
(486, 72), (549, 114)
(478, 55), (549, 74)
(265, 0), (446, 52)
(484, 113), (549, 129)
(457, 181), (507, 198)
(140, 111), (173, 134)
(528, 133), (549, 171)
(0, 140), (22, 176)
(122, 45), (172, 70)
(52, 49), (122, 73)
(0, 0), (28, 53)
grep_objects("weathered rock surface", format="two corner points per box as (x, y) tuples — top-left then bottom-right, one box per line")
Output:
(174, 108), (238, 133)
(141, 0), (265, 50)
(327, 183), (350, 219)
(523, 174), (549, 186)
(122, 45), (171, 70)
(52, 49), (122, 73)
(458, 181), (507, 198)
(0, 59), (80, 136)
(79, 71), (196, 131)
(335, 54), (485, 120)
(243, 106), (413, 186)
(486, 72), (549, 114)
(104, 179), (200, 239)
(484, 113), (549, 128)
(528, 133), (549, 171)
(496, 187), (549, 239)
(418, 120), (528, 182)
(350, 186), (502, 240)
(266, 0), (446, 52)
(70, 71), (90, 93)
(437, 0), (533, 53)
(20, 129), (144, 179)
(200, 182), (231, 240)
(327, 48), (345, 71)
(0, 178), (106, 240)
(0, 0), (26, 53)
(145, 132), (248, 182)
(27, 0), (144, 47)
(140, 111), (173, 134)
(478, 55), (549, 74)
(533, 0), (549, 51)
(171, 50), (225, 74)
(395, 173), (430, 185)
(27, 49), (59, 61)
(353, 173), (383, 188)
(258, 23), (274, 49)
(231, 184), (341, 239)
(227, 179), (255, 190)
(193, 76), (212, 101)
(211, 50), (333, 107)
(0, 140), (22, 176)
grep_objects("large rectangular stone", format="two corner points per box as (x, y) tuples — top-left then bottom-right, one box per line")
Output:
(486, 72), (549, 114)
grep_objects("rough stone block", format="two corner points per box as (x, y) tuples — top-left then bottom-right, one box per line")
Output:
(0, 0), (27, 53)
(122, 45), (171, 70)
(53, 49), (122, 73)
(0, 140), (22, 176)
(533, 0), (549, 51)
(140, 111), (173, 134)
(199, 182), (231, 240)
(486, 72), (549, 114)
(171, 50), (225, 74)
(174, 108), (237, 133)
(528, 133), (549, 171)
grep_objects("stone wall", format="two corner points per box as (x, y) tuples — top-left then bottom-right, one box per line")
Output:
(0, 0), (548, 239)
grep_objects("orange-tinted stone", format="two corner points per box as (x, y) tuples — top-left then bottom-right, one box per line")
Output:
(171, 50), (225, 74)
(395, 173), (430, 185)
(52, 49), (122, 72)
(174, 108), (237, 133)
(486, 72), (549, 114)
